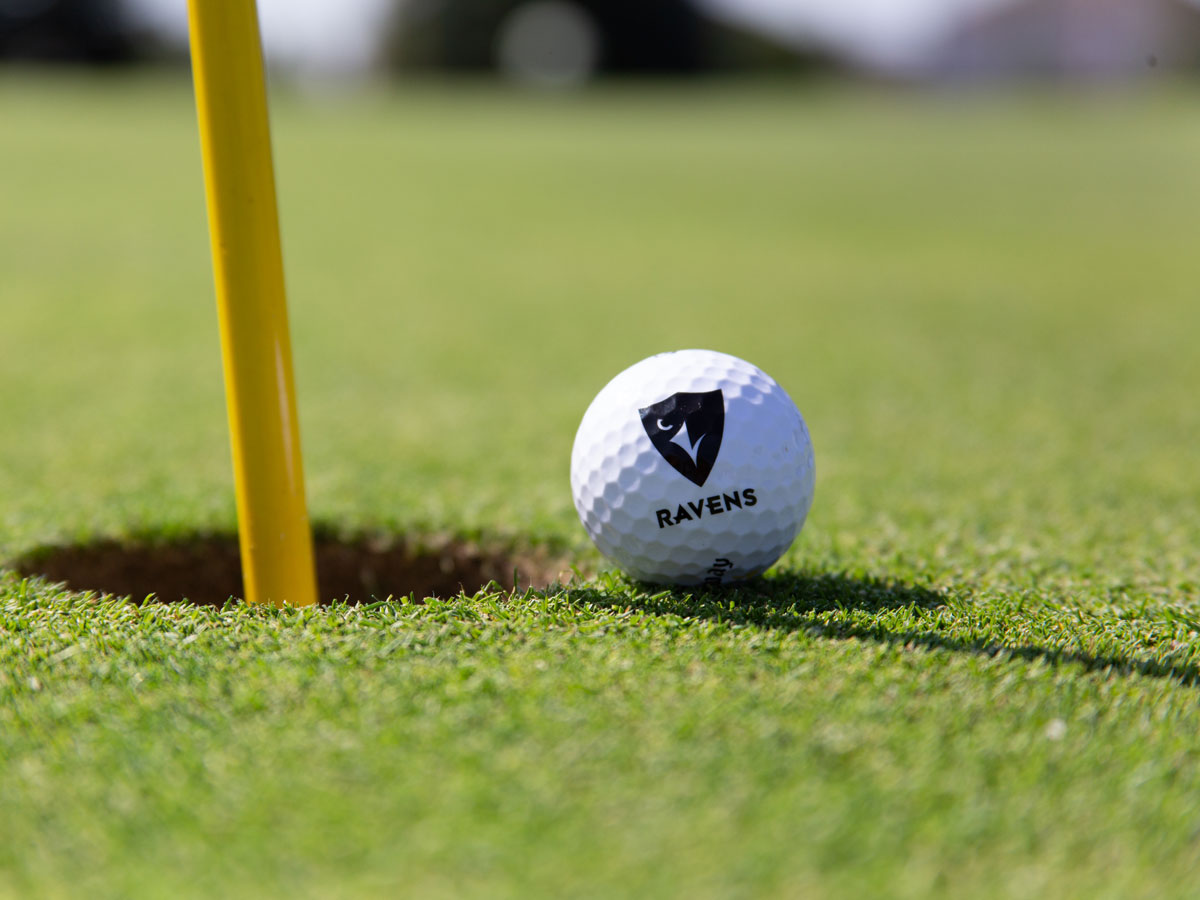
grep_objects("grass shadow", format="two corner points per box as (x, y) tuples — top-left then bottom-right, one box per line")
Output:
(570, 569), (944, 629)
(570, 569), (1200, 688)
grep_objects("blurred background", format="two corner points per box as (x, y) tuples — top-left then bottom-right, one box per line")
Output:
(2, 0), (1197, 578)
(3, 0), (1199, 85)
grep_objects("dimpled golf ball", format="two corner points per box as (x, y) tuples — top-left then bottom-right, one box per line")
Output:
(570, 349), (815, 586)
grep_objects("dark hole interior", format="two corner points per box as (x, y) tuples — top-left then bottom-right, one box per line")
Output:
(13, 534), (571, 605)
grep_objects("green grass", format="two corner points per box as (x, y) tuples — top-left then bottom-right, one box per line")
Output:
(2, 71), (1200, 897)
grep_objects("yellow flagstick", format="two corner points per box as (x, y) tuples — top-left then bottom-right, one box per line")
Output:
(188, 0), (317, 607)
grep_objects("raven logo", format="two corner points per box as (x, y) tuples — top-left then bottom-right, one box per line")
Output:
(639, 390), (725, 487)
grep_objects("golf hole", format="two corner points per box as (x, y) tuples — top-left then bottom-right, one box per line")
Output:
(13, 533), (572, 605)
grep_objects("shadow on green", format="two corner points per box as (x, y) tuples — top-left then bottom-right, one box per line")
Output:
(571, 571), (1200, 688)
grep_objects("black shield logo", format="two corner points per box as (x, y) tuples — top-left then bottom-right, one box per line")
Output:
(639, 390), (725, 487)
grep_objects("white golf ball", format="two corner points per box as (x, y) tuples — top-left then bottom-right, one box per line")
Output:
(570, 349), (815, 586)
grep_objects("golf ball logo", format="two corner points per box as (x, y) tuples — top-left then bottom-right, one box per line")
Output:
(638, 389), (725, 487)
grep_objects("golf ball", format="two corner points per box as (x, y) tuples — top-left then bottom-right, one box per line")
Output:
(570, 349), (815, 586)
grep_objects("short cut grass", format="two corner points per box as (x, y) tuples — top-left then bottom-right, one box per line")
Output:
(1, 74), (1199, 898)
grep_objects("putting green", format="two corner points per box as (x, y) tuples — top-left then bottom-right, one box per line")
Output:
(2, 75), (1199, 898)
